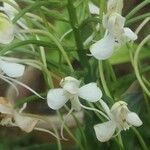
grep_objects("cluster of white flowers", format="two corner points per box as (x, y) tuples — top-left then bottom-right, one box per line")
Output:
(90, 0), (137, 60)
(0, 0), (143, 143)
(46, 76), (143, 142)
(0, 1), (25, 85)
(0, 0), (41, 133)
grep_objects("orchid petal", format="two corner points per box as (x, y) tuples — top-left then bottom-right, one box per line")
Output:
(47, 88), (69, 110)
(78, 83), (102, 102)
(0, 104), (13, 114)
(0, 60), (25, 77)
(88, 2), (99, 15)
(126, 112), (142, 127)
(90, 34), (116, 60)
(14, 113), (38, 133)
(0, 13), (14, 44)
(123, 27), (137, 41)
(94, 120), (116, 142)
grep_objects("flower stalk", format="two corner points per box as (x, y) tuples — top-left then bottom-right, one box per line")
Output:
(67, 0), (91, 71)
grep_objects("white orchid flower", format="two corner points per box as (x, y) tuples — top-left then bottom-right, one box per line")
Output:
(0, 58), (25, 78)
(94, 100), (142, 142)
(0, 97), (38, 133)
(47, 76), (102, 111)
(90, 0), (137, 60)
(88, 2), (99, 15)
(0, 13), (14, 44)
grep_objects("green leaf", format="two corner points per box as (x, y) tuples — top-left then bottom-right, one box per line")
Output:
(109, 44), (150, 65)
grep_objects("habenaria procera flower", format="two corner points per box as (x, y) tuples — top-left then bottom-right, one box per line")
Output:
(47, 76), (102, 111)
(0, 13), (14, 44)
(90, 0), (137, 60)
(94, 101), (142, 142)
(0, 97), (38, 133)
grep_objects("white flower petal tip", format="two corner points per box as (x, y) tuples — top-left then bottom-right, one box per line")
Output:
(124, 27), (137, 41)
(90, 35), (116, 60)
(88, 2), (99, 15)
(78, 83), (102, 102)
(94, 121), (116, 142)
(0, 60), (25, 78)
(47, 88), (69, 110)
(0, 13), (14, 44)
(126, 112), (143, 127)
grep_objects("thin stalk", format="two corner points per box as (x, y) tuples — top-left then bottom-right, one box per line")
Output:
(143, 92), (150, 114)
(57, 111), (84, 150)
(135, 17), (150, 35)
(106, 60), (117, 82)
(132, 127), (148, 150)
(126, 43), (134, 67)
(67, 0), (90, 70)
(126, 0), (150, 20)
(99, 0), (106, 36)
(16, 29), (74, 71)
(118, 133), (125, 150)
(64, 105), (88, 150)
(98, 61), (112, 99)
(126, 13), (150, 25)
(133, 35), (150, 97)
(37, 36), (53, 88)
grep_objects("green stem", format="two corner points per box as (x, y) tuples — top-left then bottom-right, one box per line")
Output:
(13, 29), (74, 71)
(99, 61), (112, 99)
(143, 92), (150, 114)
(57, 111), (84, 150)
(118, 134), (125, 150)
(106, 60), (117, 82)
(126, 0), (150, 20)
(67, 0), (90, 70)
(126, 12), (150, 25)
(133, 35), (150, 97)
(132, 127), (148, 150)
(135, 17), (150, 35)
(64, 106), (88, 150)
